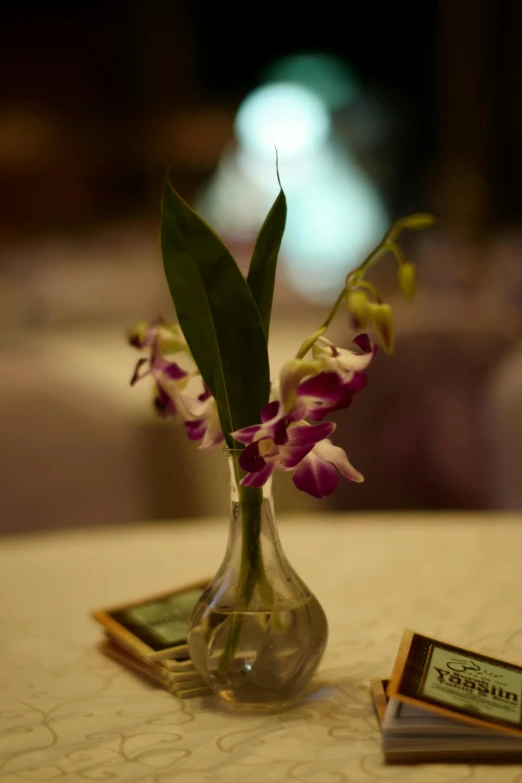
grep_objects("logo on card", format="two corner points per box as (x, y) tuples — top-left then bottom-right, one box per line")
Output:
(421, 645), (522, 724)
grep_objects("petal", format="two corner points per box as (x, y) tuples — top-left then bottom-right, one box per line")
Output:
(176, 392), (207, 419)
(336, 348), (374, 374)
(306, 406), (336, 421)
(298, 372), (342, 404)
(239, 442), (266, 473)
(153, 386), (176, 418)
(287, 420), (336, 447)
(286, 398), (308, 423)
(232, 423), (263, 445)
(258, 438), (279, 459)
(240, 460), (275, 488)
(279, 358), (322, 412)
(184, 419), (206, 441)
(198, 386), (212, 402)
(200, 400), (224, 451)
(278, 443), (317, 469)
(130, 357), (148, 386)
(272, 417), (289, 446)
(156, 359), (187, 381)
(200, 427), (224, 451)
(353, 333), (371, 353)
(293, 451), (339, 498)
(344, 372), (367, 395)
(261, 400), (280, 422)
(313, 439), (364, 483)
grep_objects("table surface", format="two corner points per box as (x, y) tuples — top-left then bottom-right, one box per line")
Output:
(2, 513), (522, 782)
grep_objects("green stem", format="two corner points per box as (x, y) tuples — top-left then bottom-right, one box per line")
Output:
(349, 242), (391, 284)
(295, 289), (345, 359)
(219, 458), (264, 674)
(295, 228), (401, 360)
(385, 240), (407, 268)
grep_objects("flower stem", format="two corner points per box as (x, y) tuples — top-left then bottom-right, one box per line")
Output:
(295, 290), (345, 359)
(218, 459), (264, 674)
(295, 228), (399, 360)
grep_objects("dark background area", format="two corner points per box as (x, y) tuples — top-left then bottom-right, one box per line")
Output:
(3, 0), (509, 231)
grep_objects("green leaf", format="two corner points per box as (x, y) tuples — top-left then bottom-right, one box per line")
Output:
(160, 178), (270, 442)
(247, 174), (287, 339)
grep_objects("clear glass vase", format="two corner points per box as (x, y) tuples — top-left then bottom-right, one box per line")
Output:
(187, 449), (328, 710)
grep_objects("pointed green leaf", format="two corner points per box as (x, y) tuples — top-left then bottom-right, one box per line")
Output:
(247, 181), (287, 338)
(160, 178), (270, 441)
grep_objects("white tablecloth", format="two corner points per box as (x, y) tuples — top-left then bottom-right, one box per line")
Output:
(2, 513), (522, 782)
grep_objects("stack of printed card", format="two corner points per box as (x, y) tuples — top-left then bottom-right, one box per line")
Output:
(92, 578), (212, 699)
(373, 629), (522, 763)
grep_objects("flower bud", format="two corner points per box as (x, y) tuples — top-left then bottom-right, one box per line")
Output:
(368, 303), (395, 355)
(156, 324), (188, 356)
(346, 290), (371, 328)
(128, 320), (151, 349)
(399, 213), (436, 231)
(398, 262), (416, 301)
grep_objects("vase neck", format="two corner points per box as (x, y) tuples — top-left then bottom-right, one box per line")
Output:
(226, 449), (278, 548)
(227, 450), (273, 503)
(216, 450), (308, 611)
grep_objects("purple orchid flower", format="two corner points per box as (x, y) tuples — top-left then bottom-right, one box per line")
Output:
(131, 355), (204, 421)
(233, 402), (363, 497)
(231, 334), (373, 497)
(233, 404), (336, 489)
(129, 318), (225, 447)
(275, 335), (374, 423)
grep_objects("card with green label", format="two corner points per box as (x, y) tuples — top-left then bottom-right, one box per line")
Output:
(374, 630), (522, 763)
(388, 628), (522, 736)
(92, 578), (209, 661)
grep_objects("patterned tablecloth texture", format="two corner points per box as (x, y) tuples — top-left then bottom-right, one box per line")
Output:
(2, 514), (522, 782)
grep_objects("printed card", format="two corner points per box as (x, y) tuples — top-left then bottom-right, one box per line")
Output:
(387, 629), (522, 737)
(92, 578), (208, 661)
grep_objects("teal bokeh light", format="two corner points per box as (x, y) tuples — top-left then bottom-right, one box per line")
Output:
(262, 53), (360, 110)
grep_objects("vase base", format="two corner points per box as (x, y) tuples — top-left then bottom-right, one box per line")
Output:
(189, 598), (328, 710)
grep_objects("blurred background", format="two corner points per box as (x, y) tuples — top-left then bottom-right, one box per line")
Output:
(2, 0), (522, 534)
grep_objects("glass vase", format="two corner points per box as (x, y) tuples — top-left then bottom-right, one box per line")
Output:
(187, 449), (328, 710)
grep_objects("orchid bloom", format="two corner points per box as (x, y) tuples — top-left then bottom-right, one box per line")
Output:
(232, 401), (362, 497)
(131, 355), (203, 421)
(128, 319), (188, 356)
(277, 334), (375, 421)
(311, 334), (375, 378)
(129, 319), (225, 448)
(129, 318), (198, 420)
(233, 401), (336, 487)
(230, 334), (374, 496)
(184, 387), (225, 451)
